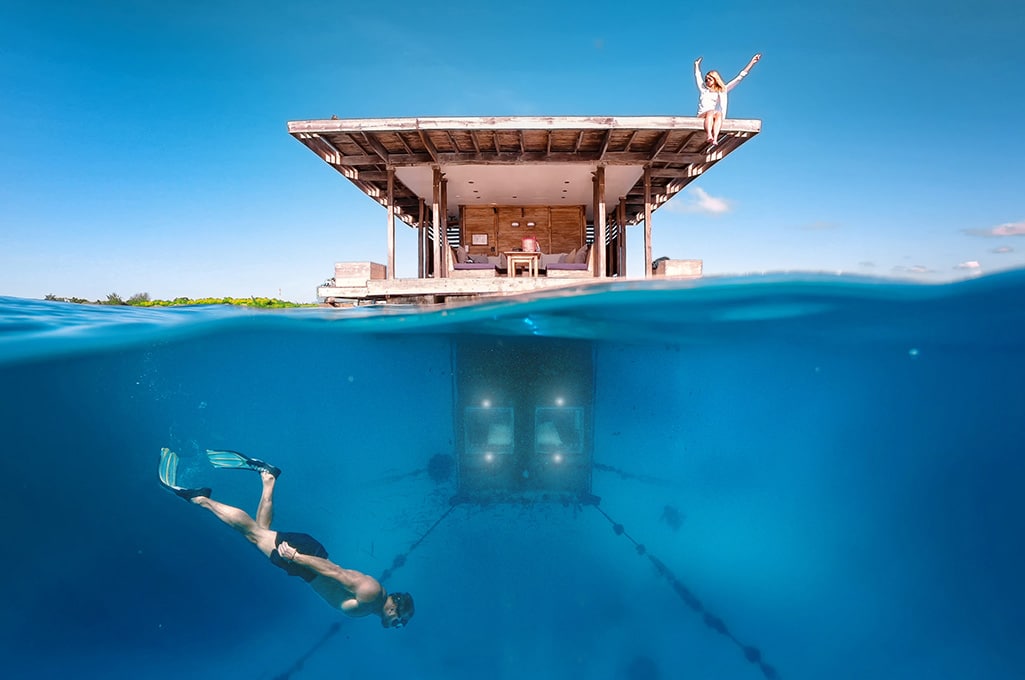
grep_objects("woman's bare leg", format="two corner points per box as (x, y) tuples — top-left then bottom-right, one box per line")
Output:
(711, 112), (723, 144)
(255, 469), (275, 529)
(702, 112), (714, 142)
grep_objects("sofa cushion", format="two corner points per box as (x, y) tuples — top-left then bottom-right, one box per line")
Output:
(541, 252), (567, 268)
(546, 261), (587, 271)
(453, 261), (496, 270)
(453, 245), (468, 264)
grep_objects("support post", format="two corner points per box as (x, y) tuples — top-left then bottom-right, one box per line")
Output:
(417, 198), (426, 278)
(595, 165), (607, 278)
(441, 174), (449, 256)
(644, 166), (653, 278)
(617, 198), (627, 277)
(386, 166), (396, 280)
(432, 166), (442, 278)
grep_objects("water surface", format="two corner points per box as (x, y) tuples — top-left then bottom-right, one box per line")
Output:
(2, 273), (1023, 679)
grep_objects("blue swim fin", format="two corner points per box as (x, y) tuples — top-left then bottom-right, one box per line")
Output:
(158, 448), (211, 501)
(206, 449), (281, 478)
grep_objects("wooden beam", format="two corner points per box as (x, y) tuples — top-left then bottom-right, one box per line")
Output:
(289, 115), (762, 135)
(336, 150), (699, 166)
(644, 166), (652, 278)
(397, 132), (415, 155)
(647, 130), (671, 160)
(418, 130), (440, 164)
(441, 174), (449, 262)
(432, 166), (442, 278)
(443, 130), (459, 152)
(618, 198), (627, 277)
(418, 197), (426, 278)
(622, 129), (639, 152)
(309, 135), (343, 165)
(387, 166), (396, 280)
(597, 130), (612, 161)
(469, 130), (481, 153)
(594, 166), (607, 278)
(361, 132), (393, 163)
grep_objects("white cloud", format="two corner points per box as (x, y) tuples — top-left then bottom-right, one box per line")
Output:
(892, 264), (934, 275)
(955, 261), (983, 277)
(963, 220), (1025, 237)
(668, 187), (731, 215)
(992, 245), (1015, 254)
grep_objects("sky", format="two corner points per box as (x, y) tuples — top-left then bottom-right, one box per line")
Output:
(1, 0), (1023, 303)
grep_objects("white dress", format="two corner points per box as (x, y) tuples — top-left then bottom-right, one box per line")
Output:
(695, 63), (748, 117)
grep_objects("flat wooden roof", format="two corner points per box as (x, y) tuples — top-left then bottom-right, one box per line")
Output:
(287, 116), (761, 227)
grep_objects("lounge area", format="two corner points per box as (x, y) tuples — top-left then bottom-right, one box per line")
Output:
(449, 242), (594, 279)
(446, 204), (596, 279)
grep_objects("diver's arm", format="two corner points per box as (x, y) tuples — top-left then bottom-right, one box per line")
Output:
(284, 543), (382, 601)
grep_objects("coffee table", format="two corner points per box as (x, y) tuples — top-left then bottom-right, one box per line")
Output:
(505, 252), (541, 278)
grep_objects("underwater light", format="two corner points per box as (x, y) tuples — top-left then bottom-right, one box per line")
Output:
(482, 399), (491, 408)
(555, 396), (565, 406)
(484, 452), (495, 463)
(552, 453), (563, 464)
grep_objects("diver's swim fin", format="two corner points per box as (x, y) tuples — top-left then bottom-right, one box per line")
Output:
(158, 448), (211, 501)
(206, 449), (281, 478)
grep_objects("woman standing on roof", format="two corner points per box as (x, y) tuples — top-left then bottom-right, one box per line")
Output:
(694, 53), (761, 146)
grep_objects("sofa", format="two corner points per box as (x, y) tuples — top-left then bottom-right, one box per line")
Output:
(448, 245), (499, 277)
(448, 244), (594, 278)
(544, 244), (593, 277)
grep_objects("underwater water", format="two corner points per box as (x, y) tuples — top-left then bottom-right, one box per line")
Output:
(1, 272), (1024, 680)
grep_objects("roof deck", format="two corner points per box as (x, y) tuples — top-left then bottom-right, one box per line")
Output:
(288, 115), (761, 303)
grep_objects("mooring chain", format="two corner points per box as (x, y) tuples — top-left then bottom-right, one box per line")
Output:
(592, 503), (780, 679)
(378, 504), (458, 583)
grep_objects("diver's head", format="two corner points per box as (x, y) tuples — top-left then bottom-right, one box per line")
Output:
(382, 592), (415, 629)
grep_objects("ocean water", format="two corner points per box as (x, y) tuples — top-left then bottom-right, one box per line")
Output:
(1, 272), (1024, 680)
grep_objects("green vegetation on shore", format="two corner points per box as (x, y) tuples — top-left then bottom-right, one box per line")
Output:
(43, 293), (316, 308)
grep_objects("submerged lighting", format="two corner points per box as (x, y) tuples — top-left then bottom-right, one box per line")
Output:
(484, 452), (495, 463)
(482, 399), (491, 408)
(552, 453), (563, 464)
(555, 397), (565, 407)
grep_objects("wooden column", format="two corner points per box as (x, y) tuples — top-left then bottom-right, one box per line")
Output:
(441, 175), (449, 259)
(593, 166), (607, 278)
(386, 166), (396, 279)
(431, 166), (442, 278)
(617, 198), (627, 277)
(643, 166), (653, 278)
(417, 197), (426, 278)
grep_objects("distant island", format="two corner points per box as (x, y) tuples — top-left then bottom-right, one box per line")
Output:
(44, 293), (316, 308)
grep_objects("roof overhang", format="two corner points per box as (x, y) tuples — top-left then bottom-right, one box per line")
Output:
(287, 116), (761, 227)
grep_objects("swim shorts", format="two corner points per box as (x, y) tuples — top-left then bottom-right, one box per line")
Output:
(269, 531), (329, 582)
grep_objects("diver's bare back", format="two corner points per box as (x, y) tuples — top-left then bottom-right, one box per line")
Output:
(310, 571), (383, 616)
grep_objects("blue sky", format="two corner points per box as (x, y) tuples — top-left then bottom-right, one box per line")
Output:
(1, 0), (1022, 302)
